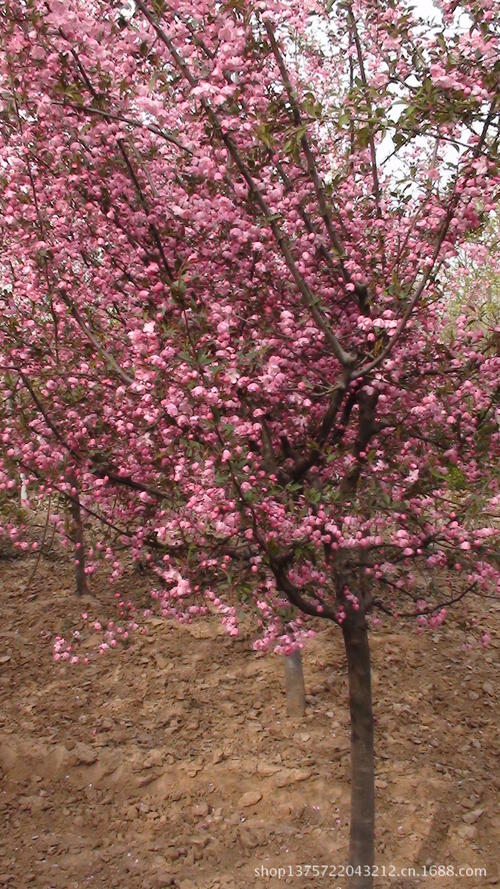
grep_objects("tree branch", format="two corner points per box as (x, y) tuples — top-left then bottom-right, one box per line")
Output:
(134, 0), (356, 369)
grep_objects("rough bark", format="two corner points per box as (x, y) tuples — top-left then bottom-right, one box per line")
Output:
(67, 472), (89, 597)
(342, 616), (375, 889)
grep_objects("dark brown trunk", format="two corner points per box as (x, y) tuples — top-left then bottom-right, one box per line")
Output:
(342, 617), (375, 889)
(67, 473), (89, 597)
(283, 648), (306, 718)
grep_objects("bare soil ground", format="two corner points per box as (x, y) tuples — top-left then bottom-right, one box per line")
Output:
(0, 554), (498, 889)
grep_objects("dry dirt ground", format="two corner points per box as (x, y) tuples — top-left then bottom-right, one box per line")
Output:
(0, 554), (498, 889)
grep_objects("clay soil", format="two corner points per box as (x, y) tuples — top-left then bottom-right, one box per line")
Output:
(0, 553), (498, 889)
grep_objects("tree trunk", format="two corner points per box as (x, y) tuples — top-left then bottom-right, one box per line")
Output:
(342, 617), (375, 889)
(283, 648), (306, 718)
(20, 473), (29, 508)
(67, 474), (89, 597)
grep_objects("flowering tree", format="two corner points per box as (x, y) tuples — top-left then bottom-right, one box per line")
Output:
(1, 0), (499, 884)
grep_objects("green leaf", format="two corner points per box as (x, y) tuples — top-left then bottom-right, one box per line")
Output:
(356, 126), (372, 149)
(255, 123), (274, 149)
(446, 464), (467, 491)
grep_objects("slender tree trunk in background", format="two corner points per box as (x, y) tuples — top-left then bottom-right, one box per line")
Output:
(20, 473), (29, 508)
(67, 472), (89, 597)
(283, 648), (306, 718)
(342, 617), (375, 889)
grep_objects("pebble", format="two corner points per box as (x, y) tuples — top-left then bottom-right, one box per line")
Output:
(212, 750), (225, 764)
(190, 834), (209, 848)
(462, 808), (484, 824)
(238, 791), (262, 808)
(143, 749), (163, 769)
(125, 804), (138, 820)
(192, 802), (209, 818)
(73, 742), (98, 766)
(239, 826), (264, 849)
(256, 762), (279, 777)
(274, 768), (312, 787)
